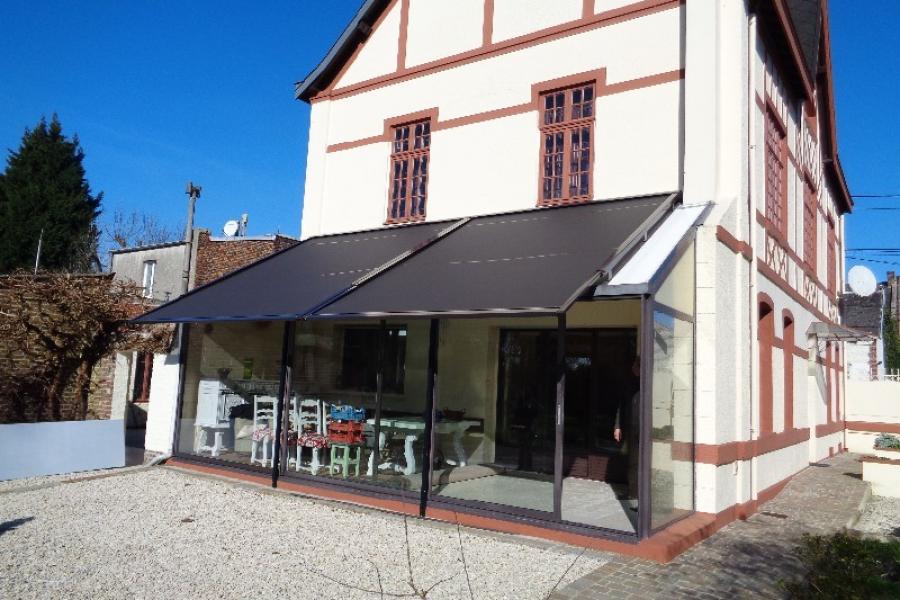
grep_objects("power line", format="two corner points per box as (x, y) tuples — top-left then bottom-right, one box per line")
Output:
(846, 257), (900, 267)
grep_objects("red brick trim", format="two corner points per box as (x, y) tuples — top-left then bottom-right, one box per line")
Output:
(757, 261), (833, 325)
(582, 0), (594, 18)
(396, 0), (409, 70)
(846, 421), (900, 435)
(715, 226), (753, 262)
(758, 294), (775, 436)
(482, 0), (494, 46)
(783, 311), (795, 430)
(815, 420), (844, 437)
(693, 428), (810, 466)
(316, 0), (683, 102)
(325, 68), (682, 153)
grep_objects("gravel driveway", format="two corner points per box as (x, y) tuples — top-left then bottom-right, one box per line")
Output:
(0, 466), (609, 599)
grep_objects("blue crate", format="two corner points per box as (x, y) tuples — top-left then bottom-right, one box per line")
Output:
(330, 405), (366, 422)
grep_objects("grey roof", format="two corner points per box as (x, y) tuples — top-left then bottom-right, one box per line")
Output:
(784, 0), (822, 81)
(295, 0), (389, 101)
(840, 291), (884, 336)
(109, 240), (187, 254)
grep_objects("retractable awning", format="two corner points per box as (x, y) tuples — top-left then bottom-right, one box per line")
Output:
(134, 221), (451, 323)
(135, 193), (677, 324)
(312, 193), (674, 318)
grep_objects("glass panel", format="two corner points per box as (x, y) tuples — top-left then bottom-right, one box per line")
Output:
(177, 321), (286, 467)
(559, 300), (642, 533)
(650, 242), (696, 531)
(285, 320), (429, 494)
(650, 310), (694, 531)
(654, 242), (695, 315)
(431, 316), (561, 514)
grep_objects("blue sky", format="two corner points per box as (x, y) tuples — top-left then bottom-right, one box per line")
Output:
(0, 1), (896, 278)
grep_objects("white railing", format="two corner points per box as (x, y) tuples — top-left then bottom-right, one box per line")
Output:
(882, 369), (900, 383)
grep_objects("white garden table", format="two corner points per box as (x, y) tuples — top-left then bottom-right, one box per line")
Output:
(365, 417), (480, 476)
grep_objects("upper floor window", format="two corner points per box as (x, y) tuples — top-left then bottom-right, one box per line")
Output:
(388, 119), (430, 224)
(539, 83), (594, 206)
(826, 217), (836, 295)
(764, 106), (787, 236)
(803, 183), (817, 270)
(142, 260), (156, 299)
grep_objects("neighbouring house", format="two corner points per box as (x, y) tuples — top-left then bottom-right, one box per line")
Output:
(135, 0), (856, 561)
(841, 289), (886, 381)
(109, 230), (297, 455)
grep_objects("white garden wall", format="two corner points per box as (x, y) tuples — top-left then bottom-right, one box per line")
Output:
(0, 420), (125, 481)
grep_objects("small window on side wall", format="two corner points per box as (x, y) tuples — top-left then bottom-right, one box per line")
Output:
(142, 260), (156, 299)
(539, 83), (595, 206)
(388, 119), (430, 224)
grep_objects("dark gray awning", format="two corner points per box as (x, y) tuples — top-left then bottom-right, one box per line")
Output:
(312, 194), (673, 318)
(134, 221), (451, 323)
(135, 193), (675, 324)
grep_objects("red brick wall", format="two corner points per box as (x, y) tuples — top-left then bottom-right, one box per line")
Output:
(193, 231), (298, 288)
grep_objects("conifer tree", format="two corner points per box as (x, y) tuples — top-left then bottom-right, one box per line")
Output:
(0, 115), (102, 273)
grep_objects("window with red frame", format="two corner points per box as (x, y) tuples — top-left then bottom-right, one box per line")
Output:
(827, 217), (836, 294)
(803, 183), (817, 269)
(388, 119), (430, 223)
(539, 83), (594, 205)
(764, 106), (787, 235)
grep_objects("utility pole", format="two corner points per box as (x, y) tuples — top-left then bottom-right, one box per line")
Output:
(181, 182), (201, 294)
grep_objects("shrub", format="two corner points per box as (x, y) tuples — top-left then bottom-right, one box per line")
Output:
(783, 532), (900, 599)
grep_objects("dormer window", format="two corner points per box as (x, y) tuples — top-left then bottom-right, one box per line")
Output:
(539, 83), (594, 206)
(388, 119), (430, 224)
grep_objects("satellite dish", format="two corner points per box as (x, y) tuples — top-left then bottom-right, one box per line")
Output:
(223, 220), (240, 237)
(848, 265), (877, 296)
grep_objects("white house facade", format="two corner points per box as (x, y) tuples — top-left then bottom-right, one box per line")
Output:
(137, 0), (854, 560)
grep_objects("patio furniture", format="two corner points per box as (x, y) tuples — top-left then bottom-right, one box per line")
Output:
(366, 417), (480, 476)
(250, 396), (278, 467)
(292, 398), (331, 474)
(194, 378), (239, 457)
(329, 443), (362, 478)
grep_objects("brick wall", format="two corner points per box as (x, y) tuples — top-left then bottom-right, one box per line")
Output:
(193, 231), (297, 288)
(0, 280), (115, 424)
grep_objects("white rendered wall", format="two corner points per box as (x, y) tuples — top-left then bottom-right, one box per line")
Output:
(491, 0), (583, 43)
(337, 1), (402, 87)
(144, 352), (182, 454)
(405, 0), (483, 67)
(303, 6), (684, 238)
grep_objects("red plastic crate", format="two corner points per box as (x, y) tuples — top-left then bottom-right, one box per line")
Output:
(327, 421), (365, 445)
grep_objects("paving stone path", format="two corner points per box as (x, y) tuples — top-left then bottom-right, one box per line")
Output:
(552, 453), (869, 599)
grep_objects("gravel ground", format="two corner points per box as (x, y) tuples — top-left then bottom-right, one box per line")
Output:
(0, 467), (609, 599)
(853, 494), (900, 540)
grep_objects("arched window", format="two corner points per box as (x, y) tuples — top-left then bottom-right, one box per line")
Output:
(782, 312), (794, 431)
(758, 296), (775, 436)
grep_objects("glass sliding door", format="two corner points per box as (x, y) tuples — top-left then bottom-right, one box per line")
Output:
(429, 318), (559, 515)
